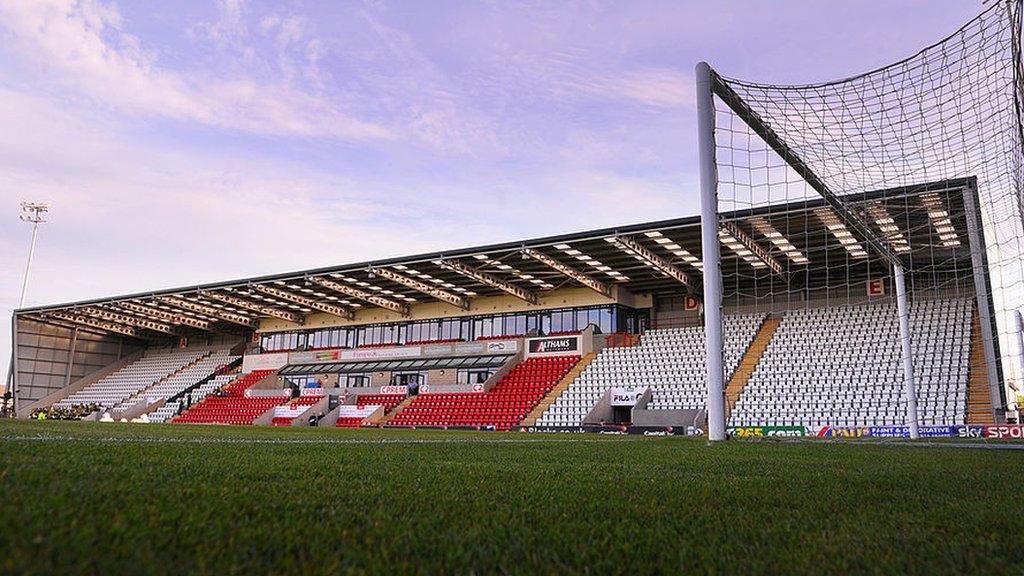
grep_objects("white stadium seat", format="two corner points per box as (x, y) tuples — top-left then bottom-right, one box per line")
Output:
(536, 314), (764, 426)
(729, 299), (971, 428)
(55, 348), (240, 420)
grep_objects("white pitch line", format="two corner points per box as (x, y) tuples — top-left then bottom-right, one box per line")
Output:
(0, 433), (630, 446)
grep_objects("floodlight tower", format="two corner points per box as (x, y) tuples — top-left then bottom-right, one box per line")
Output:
(18, 202), (49, 308)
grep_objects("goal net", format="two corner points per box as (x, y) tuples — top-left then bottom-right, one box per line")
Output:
(698, 1), (1024, 438)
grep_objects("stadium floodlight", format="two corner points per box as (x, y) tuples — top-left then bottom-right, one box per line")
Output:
(158, 296), (258, 327)
(18, 202), (49, 308)
(520, 248), (612, 298)
(84, 307), (178, 334)
(367, 268), (471, 310)
(866, 204), (912, 254)
(920, 192), (962, 247)
(436, 259), (539, 305)
(606, 235), (695, 290)
(201, 290), (305, 325)
(250, 284), (356, 320)
(642, 232), (703, 271)
(308, 276), (411, 317)
(116, 301), (213, 330)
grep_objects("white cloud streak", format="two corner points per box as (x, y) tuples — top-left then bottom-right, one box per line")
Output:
(0, 0), (393, 141)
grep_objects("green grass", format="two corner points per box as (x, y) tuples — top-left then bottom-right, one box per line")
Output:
(1, 421), (1022, 575)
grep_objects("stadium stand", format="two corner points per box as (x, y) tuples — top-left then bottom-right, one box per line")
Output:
(334, 404), (387, 427)
(270, 395), (324, 426)
(111, 349), (238, 415)
(390, 356), (579, 429)
(172, 370), (282, 425)
(334, 416), (366, 427)
(535, 315), (763, 426)
(148, 373), (236, 423)
(54, 349), (210, 410)
(728, 299), (971, 428)
(355, 394), (407, 414)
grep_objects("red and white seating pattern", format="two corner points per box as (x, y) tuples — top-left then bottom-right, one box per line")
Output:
(389, 356), (578, 430)
(172, 370), (282, 425)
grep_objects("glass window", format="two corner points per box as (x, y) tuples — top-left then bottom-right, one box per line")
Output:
(600, 308), (613, 333)
(514, 314), (526, 336)
(576, 309), (589, 331)
(478, 317), (493, 338)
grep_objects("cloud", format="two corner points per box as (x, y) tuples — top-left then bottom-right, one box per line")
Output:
(551, 67), (696, 109)
(0, 87), (451, 386)
(0, 0), (393, 141)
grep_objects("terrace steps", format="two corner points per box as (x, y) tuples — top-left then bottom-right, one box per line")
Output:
(967, 311), (995, 425)
(519, 352), (597, 426)
(382, 395), (418, 424)
(725, 317), (781, 419)
(114, 351), (213, 413)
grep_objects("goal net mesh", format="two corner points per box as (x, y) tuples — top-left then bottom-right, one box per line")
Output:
(707, 0), (1024, 428)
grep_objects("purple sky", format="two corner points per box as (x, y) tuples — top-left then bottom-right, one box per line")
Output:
(0, 1), (985, 380)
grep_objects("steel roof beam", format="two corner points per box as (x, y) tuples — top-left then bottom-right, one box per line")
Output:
(158, 296), (258, 328)
(608, 236), (695, 290)
(251, 284), (356, 320)
(520, 248), (611, 297)
(307, 276), (411, 317)
(116, 301), (213, 330)
(84, 307), (178, 334)
(368, 268), (471, 310)
(45, 312), (145, 338)
(202, 291), (305, 325)
(436, 260), (539, 305)
(720, 222), (784, 276)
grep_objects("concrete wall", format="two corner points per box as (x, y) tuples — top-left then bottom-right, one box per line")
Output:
(583, 390), (613, 425)
(290, 396), (330, 427)
(631, 408), (704, 428)
(16, 349), (145, 418)
(13, 317), (146, 409)
(319, 401), (382, 427)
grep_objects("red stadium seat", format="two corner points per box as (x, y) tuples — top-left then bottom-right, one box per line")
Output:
(389, 355), (579, 430)
(172, 370), (284, 426)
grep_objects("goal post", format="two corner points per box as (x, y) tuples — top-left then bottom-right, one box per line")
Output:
(697, 0), (1024, 439)
(696, 62), (726, 442)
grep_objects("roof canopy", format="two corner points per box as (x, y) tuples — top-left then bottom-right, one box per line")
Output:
(17, 178), (978, 340)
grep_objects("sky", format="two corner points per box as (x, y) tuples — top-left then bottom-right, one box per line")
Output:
(0, 0), (989, 384)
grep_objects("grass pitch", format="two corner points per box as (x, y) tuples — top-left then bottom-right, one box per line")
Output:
(1, 421), (1022, 575)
